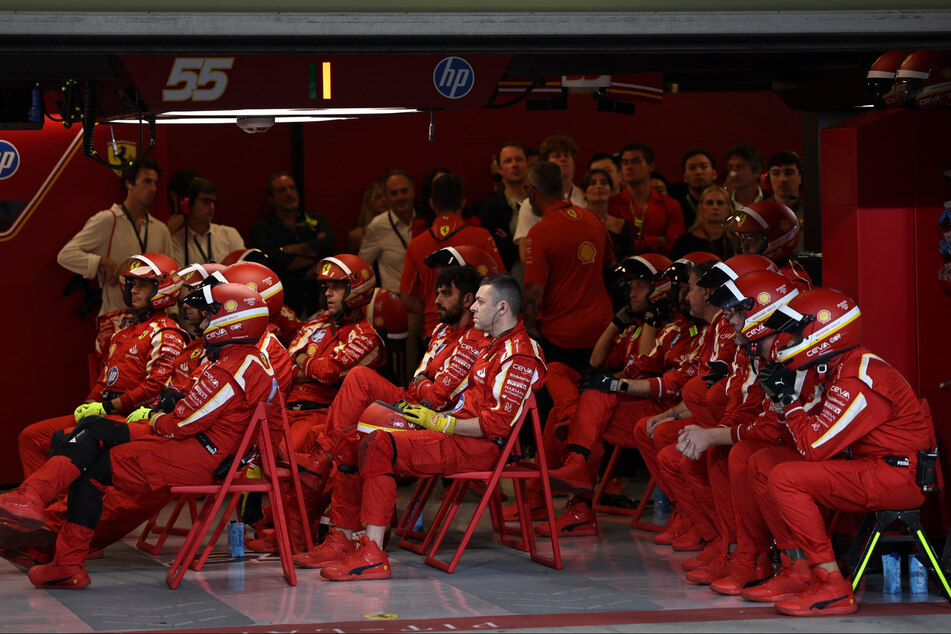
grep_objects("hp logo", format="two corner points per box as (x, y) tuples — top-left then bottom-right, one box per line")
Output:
(433, 57), (475, 100)
(0, 140), (20, 180)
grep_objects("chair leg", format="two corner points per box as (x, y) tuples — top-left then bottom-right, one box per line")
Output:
(630, 477), (663, 532)
(167, 492), (229, 590)
(592, 446), (638, 516)
(397, 477), (440, 554)
(849, 511), (898, 591)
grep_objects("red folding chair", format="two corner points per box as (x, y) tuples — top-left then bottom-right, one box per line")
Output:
(164, 394), (312, 589)
(396, 394), (562, 573)
(136, 494), (199, 555)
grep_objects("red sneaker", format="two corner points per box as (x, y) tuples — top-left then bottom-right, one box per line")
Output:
(741, 557), (815, 603)
(28, 562), (90, 589)
(653, 509), (690, 545)
(320, 535), (391, 581)
(685, 551), (735, 585)
(293, 528), (356, 569)
(680, 536), (723, 569)
(547, 453), (594, 494)
(710, 551), (773, 595)
(671, 526), (706, 553)
(603, 476), (625, 496)
(534, 497), (598, 537)
(245, 527), (278, 553)
(774, 567), (857, 617)
(0, 486), (46, 531)
(502, 486), (548, 522)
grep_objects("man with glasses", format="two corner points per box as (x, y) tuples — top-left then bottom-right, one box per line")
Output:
(169, 177), (245, 267)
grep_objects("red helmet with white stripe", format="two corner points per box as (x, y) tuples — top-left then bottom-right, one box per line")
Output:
(178, 262), (228, 289)
(119, 253), (183, 310)
(183, 282), (270, 345)
(764, 288), (863, 370)
(664, 251), (721, 285)
(365, 288), (409, 335)
(423, 245), (501, 278)
(617, 253), (672, 302)
(697, 253), (778, 290)
(315, 254), (376, 310)
(725, 201), (800, 262)
(708, 270), (800, 342)
(221, 248), (268, 266)
(224, 261), (285, 318)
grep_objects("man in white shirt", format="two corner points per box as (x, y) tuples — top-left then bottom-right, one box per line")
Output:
(358, 170), (416, 293)
(169, 177), (245, 267)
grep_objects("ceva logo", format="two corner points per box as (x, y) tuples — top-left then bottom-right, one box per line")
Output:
(0, 140), (19, 180)
(433, 57), (475, 99)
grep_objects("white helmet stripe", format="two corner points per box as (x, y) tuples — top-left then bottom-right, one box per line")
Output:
(743, 287), (799, 334)
(209, 306), (270, 330)
(738, 206), (768, 230)
(134, 254), (162, 276)
(445, 246), (464, 264)
(323, 256), (352, 276)
(634, 256), (658, 276)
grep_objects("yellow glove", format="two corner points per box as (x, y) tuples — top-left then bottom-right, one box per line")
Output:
(74, 402), (106, 423)
(402, 404), (456, 435)
(126, 406), (154, 424)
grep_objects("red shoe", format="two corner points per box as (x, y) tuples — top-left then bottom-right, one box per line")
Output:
(710, 551), (773, 595)
(0, 545), (52, 568)
(293, 528), (356, 569)
(28, 562), (90, 589)
(671, 526), (704, 553)
(320, 535), (391, 581)
(295, 451), (332, 495)
(0, 486), (46, 531)
(774, 567), (857, 617)
(502, 485), (548, 522)
(535, 497), (598, 537)
(245, 527), (278, 553)
(741, 557), (815, 603)
(685, 551), (735, 585)
(654, 509), (691, 545)
(547, 453), (594, 494)
(603, 476), (625, 496)
(680, 536), (723, 569)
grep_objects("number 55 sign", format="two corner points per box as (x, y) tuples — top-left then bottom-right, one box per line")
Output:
(162, 58), (235, 102)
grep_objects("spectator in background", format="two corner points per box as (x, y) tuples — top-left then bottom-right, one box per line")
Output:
(582, 168), (634, 261)
(526, 146), (541, 168)
(589, 153), (622, 195)
(358, 169), (416, 293)
(724, 145), (764, 208)
(650, 171), (669, 196)
(669, 150), (718, 229)
(346, 181), (387, 254)
(412, 168), (452, 237)
(169, 177), (245, 267)
(164, 168), (200, 236)
(671, 185), (735, 260)
(474, 141), (529, 271)
(765, 151), (805, 250)
(609, 143), (685, 257)
(523, 161), (613, 372)
(250, 172), (335, 317)
(513, 135), (586, 264)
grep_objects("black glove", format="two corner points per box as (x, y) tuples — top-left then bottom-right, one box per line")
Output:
(612, 306), (635, 330)
(701, 360), (730, 388)
(758, 361), (797, 406)
(579, 369), (621, 393)
(156, 388), (187, 414)
(644, 298), (671, 328)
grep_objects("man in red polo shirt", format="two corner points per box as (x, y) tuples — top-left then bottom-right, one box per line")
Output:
(400, 174), (504, 336)
(523, 161), (613, 372)
(609, 143), (685, 257)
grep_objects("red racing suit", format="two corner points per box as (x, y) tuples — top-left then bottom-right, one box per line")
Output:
(357, 321), (546, 527)
(18, 311), (185, 477)
(766, 347), (934, 564)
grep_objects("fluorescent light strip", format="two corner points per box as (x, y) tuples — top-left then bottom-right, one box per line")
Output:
(159, 107), (417, 117)
(111, 116), (355, 124)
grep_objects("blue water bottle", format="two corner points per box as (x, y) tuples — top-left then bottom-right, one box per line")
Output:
(908, 554), (929, 594)
(228, 521), (245, 558)
(881, 552), (901, 593)
(653, 487), (671, 514)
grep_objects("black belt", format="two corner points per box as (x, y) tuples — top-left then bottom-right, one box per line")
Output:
(195, 432), (218, 456)
(492, 437), (506, 450)
(287, 401), (329, 411)
(882, 455), (909, 468)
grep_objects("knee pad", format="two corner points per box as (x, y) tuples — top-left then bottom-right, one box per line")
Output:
(358, 431), (397, 479)
(66, 452), (112, 530)
(54, 418), (130, 471)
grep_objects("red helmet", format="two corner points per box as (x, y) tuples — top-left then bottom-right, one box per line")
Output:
(708, 270), (801, 342)
(664, 251), (721, 285)
(223, 261), (285, 318)
(119, 253), (183, 310)
(183, 282), (270, 346)
(892, 50), (951, 109)
(617, 253), (672, 302)
(315, 254), (376, 310)
(221, 248), (268, 266)
(764, 288), (863, 371)
(698, 253), (778, 290)
(355, 401), (421, 439)
(178, 262), (228, 289)
(725, 201), (800, 262)
(365, 288), (409, 335)
(423, 245), (502, 278)
(867, 50), (912, 107)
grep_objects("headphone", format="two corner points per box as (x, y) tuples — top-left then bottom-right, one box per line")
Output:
(178, 196), (192, 215)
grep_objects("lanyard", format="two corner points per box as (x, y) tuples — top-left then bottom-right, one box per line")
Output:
(185, 226), (213, 263)
(387, 211), (409, 249)
(120, 204), (149, 253)
(627, 196), (646, 240)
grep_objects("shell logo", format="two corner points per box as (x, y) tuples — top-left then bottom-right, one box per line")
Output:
(224, 299), (238, 312)
(247, 282), (258, 292)
(306, 344), (317, 356)
(817, 309), (832, 323)
(361, 269), (371, 280)
(757, 291), (771, 305)
(476, 264), (488, 276)
(577, 241), (596, 263)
